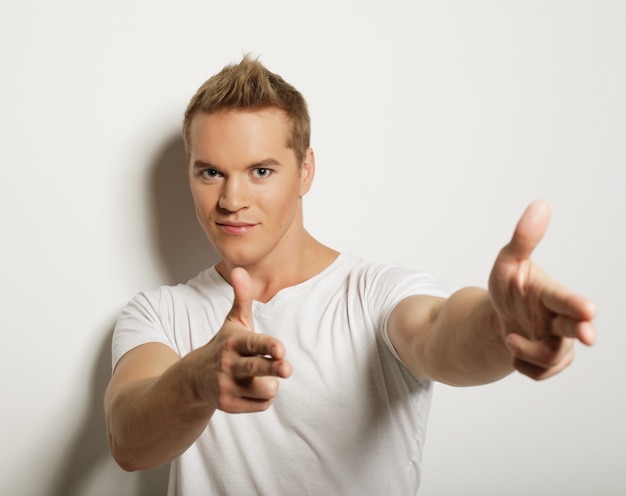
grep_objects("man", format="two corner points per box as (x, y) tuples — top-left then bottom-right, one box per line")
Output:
(105, 56), (596, 495)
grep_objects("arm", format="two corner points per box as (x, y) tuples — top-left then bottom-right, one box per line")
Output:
(388, 201), (596, 386)
(388, 289), (512, 386)
(104, 343), (212, 471)
(104, 268), (292, 471)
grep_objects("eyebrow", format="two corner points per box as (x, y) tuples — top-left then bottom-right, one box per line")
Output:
(192, 160), (215, 171)
(251, 158), (282, 168)
(192, 158), (282, 171)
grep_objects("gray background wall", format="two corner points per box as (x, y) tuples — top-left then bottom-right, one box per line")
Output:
(1, 1), (624, 495)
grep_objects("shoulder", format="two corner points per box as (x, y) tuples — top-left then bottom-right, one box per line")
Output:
(125, 267), (227, 311)
(327, 253), (449, 328)
(115, 267), (234, 339)
(112, 267), (230, 367)
(342, 254), (449, 299)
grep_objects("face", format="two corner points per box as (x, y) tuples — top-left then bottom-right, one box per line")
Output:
(188, 108), (315, 269)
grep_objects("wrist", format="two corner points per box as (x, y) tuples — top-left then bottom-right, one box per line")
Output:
(171, 351), (216, 414)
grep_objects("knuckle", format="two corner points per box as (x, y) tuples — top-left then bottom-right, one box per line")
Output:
(223, 334), (240, 352)
(216, 374), (234, 395)
(243, 358), (256, 376)
(540, 351), (561, 369)
(246, 333), (260, 354)
(544, 343), (574, 369)
(217, 354), (234, 373)
(213, 379), (236, 411)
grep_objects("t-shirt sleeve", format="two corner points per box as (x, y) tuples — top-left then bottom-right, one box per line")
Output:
(360, 263), (450, 365)
(111, 288), (178, 372)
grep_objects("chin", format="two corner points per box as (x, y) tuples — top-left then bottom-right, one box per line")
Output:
(206, 237), (256, 262)
(217, 249), (267, 269)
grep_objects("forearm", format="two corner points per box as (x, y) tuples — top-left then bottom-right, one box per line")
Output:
(105, 353), (215, 471)
(420, 287), (514, 386)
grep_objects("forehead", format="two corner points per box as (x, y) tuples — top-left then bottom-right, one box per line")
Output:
(189, 108), (291, 160)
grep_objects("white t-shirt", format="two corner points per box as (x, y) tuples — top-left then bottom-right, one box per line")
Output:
(113, 253), (449, 496)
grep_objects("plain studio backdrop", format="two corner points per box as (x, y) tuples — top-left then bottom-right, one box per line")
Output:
(1, 1), (624, 495)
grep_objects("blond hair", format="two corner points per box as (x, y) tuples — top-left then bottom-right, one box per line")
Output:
(183, 55), (311, 165)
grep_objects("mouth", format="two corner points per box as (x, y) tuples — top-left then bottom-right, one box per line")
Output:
(216, 221), (257, 235)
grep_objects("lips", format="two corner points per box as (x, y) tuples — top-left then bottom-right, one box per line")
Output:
(216, 221), (257, 235)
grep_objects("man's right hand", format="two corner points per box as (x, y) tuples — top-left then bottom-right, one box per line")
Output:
(193, 267), (292, 413)
(105, 267), (291, 470)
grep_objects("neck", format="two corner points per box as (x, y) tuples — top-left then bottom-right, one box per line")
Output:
(216, 232), (338, 302)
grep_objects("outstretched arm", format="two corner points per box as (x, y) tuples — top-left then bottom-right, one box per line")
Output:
(105, 268), (292, 471)
(388, 201), (596, 386)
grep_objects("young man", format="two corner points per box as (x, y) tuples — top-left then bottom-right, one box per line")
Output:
(105, 56), (596, 495)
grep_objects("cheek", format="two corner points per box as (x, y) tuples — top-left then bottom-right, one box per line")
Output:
(258, 188), (299, 216)
(191, 187), (218, 211)
(191, 193), (205, 216)
(193, 201), (204, 220)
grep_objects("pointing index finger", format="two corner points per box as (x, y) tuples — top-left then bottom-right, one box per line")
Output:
(551, 315), (596, 346)
(234, 331), (286, 360)
(542, 286), (597, 346)
(541, 283), (596, 322)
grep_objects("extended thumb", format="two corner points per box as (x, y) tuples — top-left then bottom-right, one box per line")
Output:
(504, 201), (551, 261)
(229, 267), (254, 328)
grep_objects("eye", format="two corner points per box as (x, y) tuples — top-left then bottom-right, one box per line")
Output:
(252, 168), (272, 178)
(200, 168), (222, 179)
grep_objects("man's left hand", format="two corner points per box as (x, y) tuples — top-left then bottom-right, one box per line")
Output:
(488, 201), (596, 380)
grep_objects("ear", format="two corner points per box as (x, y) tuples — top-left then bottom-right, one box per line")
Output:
(299, 147), (316, 197)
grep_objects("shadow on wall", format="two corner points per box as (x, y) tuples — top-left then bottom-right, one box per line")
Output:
(50, 325), (171, 496)
(150, 133), (220, 285)
(50, 134), (219, 496)
(49, 324), (114, 496)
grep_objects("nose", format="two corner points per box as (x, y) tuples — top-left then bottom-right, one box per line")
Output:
(218, 176), (251, 212)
